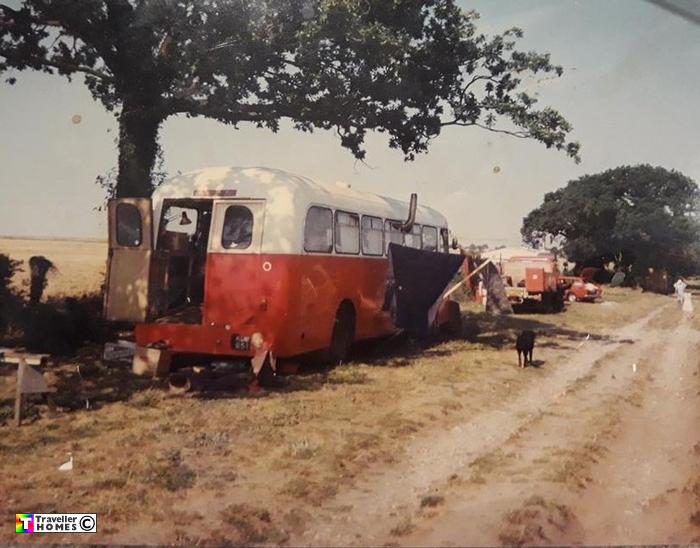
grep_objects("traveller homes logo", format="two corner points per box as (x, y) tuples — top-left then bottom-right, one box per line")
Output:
(16, 514), (33, 533)
(15, 514), (97, 533)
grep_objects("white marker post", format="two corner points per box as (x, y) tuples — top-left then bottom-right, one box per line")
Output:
(0, 350), (52, 426)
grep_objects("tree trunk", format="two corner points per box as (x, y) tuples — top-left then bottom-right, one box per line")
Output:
(116, 103), (162, 198)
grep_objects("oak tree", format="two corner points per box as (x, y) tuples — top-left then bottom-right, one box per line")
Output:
(522, 165), (700, 277)
(1, 0), (580, 197)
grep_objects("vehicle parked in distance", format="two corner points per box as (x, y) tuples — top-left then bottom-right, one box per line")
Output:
(559, 276), (603, 302)
(498, 255), (565, 312)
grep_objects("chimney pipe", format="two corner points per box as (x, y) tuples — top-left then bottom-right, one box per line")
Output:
(400, 193), (418, 232)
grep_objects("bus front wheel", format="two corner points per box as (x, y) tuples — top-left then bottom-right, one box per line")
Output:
(329, 301), (356, 364)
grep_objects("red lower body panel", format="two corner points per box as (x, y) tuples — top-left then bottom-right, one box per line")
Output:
(135, 323), (253, 357)
(135, 253), (397, 358)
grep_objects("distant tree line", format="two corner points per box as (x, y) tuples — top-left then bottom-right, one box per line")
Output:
(522, 165), (700, 280)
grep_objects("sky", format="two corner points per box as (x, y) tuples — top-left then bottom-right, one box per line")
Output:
(1, 0), (699, 245)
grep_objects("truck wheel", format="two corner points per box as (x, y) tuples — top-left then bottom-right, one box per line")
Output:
(329, 301), (355, 364)
(568, 293), (577, 303)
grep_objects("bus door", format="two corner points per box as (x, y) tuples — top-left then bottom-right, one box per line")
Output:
(104, 198), (165, 322)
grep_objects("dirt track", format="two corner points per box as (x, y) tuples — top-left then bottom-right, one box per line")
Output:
(292, 303), (700, 546)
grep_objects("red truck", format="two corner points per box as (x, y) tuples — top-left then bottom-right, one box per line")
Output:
(498, 255), (565, 312)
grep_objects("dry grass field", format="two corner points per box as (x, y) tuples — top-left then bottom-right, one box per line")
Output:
(0, 237), (106, 298)
(0, 239), (699, 545)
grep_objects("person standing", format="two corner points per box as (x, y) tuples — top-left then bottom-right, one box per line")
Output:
(673, 277), (687, 304)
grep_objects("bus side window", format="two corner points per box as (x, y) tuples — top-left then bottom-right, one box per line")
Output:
(304, 206), (333, 253)
(361, 216), (383, 256)
(335, 211), (360, 254)
(404, 224), (422, 249)
(116, 203), (143, 247)
(440, 228), (450, 253)
(384, 220), (403, 254)
(422, 225), (438, 252)
(222, 205), (254, 249)
(162, 206), (199, 236)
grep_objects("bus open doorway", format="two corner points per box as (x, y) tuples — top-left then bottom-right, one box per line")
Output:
(154, 198), (213, 324)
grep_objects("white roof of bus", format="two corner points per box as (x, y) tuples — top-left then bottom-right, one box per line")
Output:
(152, 166), (448, 227)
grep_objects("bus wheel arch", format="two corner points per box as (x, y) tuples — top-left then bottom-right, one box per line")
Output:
(329, 299), (356, 364)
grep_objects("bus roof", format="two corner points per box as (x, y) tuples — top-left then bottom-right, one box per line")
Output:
(153, 166), (448, 228)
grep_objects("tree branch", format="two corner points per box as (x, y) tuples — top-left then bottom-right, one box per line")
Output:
(440, 118), (531, 138)
(45, 59), (113, 81)
(462, 74), (494, 90)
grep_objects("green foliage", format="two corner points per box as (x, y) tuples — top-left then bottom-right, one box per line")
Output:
(0, 253), (22, 337)
(1, 1), (579, 197)
(0, 253), (103, 351)
(0, 253), (21, 294)
(20, 294), (103, 354)
(521, 165), (700, 276)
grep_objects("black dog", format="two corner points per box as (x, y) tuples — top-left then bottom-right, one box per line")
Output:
(516, 330), (535, 368)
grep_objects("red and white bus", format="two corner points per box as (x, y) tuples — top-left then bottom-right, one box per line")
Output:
(104, 166), (452, 363)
